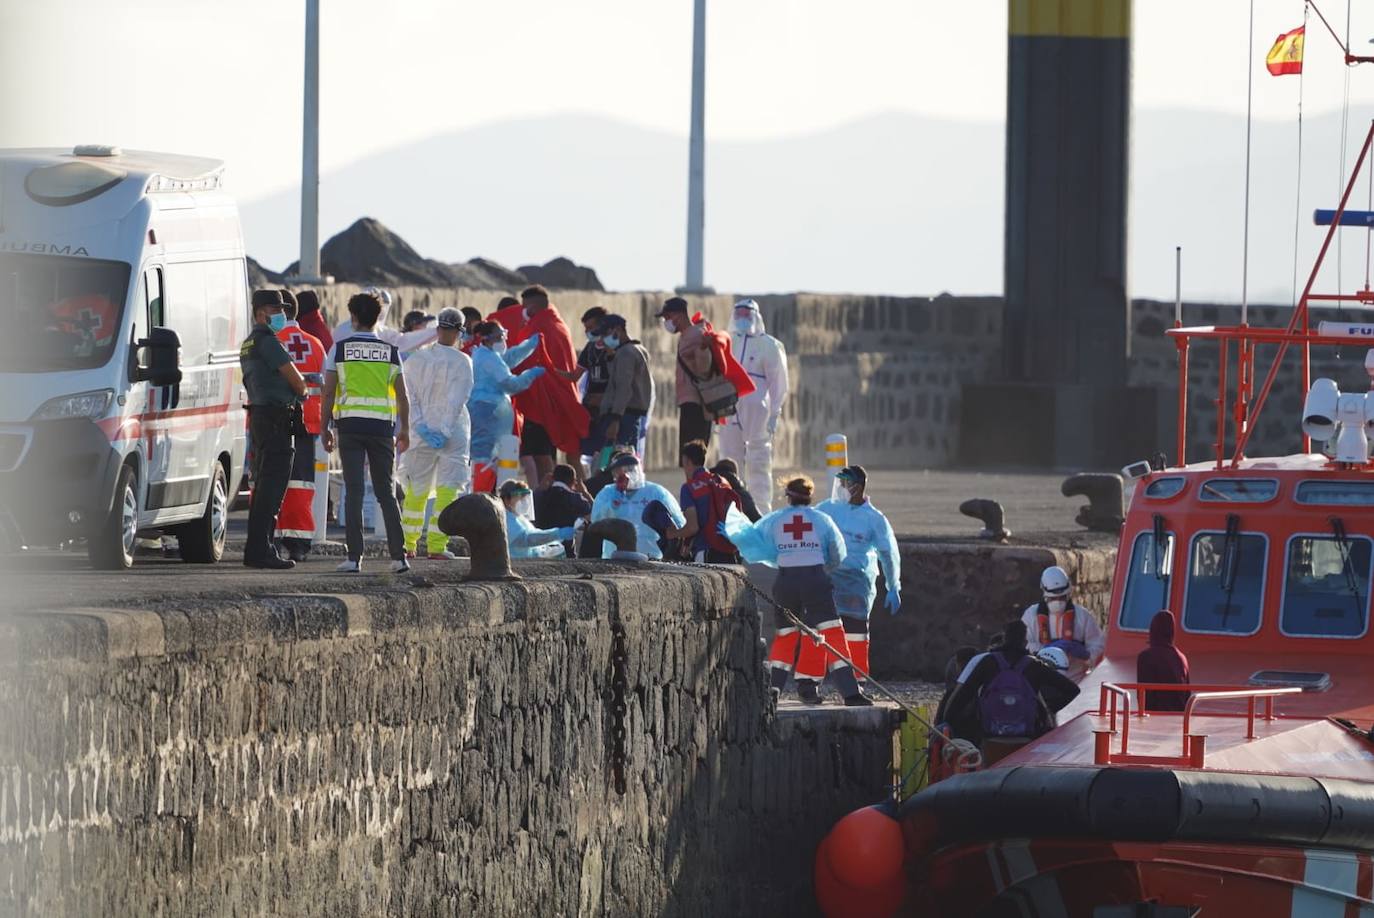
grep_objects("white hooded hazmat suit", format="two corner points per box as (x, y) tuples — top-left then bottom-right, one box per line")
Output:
(400, 338), (474, 554)
(717, 299), (789, 513)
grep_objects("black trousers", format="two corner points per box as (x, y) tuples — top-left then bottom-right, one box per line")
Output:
(679, 403), (713, 450)
(246, 406), (295, 562)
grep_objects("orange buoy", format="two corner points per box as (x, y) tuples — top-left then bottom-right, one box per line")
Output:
(823, 805), (905, 890)
(815, 835), (906, 918)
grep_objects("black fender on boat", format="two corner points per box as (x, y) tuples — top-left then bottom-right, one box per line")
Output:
(899, 765), (1374, 854)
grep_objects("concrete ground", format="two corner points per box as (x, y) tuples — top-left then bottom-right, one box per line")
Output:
(1, 468), (1114, 616)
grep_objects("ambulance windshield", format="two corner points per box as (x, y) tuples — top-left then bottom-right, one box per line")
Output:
(0, 253), (131, 372)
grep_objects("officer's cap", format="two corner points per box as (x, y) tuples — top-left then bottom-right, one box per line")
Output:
(251, 289), (284, 309)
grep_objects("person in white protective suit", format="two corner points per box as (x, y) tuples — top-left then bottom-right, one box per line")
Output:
(468, 321), (543, 493)
(499, 479), (574, 559)
(717, 298), (789, 513)
(1021, 565), (1105, 674)
(333, 286), (438, 354)
(816, 465), (902, 690)
(400, 308), (474, 559)
(589, 453), (687, 560)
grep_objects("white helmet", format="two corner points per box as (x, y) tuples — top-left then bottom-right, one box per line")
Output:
(1037, 646), (1070, 671)
(731, 298), (764, 335)
(1040, 565), (1071, 598)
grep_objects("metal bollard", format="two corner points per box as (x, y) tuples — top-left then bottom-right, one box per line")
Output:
(438, 492), (518, 581)
(577, 518), (644, 561)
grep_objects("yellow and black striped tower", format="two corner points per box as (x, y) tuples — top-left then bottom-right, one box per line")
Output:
(994, 0), (1138, 466)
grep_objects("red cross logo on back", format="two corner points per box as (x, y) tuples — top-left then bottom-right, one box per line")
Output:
(286, 333), (312, 363)
(782, 514), (813, 542)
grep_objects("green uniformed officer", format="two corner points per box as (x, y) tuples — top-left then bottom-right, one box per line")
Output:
(241, 289), (307, 569)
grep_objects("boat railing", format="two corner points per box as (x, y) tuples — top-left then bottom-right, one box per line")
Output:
(1093, 682), (1303, 768)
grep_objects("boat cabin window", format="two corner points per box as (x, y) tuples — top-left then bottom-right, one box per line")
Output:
(1295, 481), (1374, 506)
(1118, 531), (1175, 630)
(1182, 531), (1267, 635)
(1198, 478), (1279, 503)
(1143, 477), (1186, 500)
(1281, 534), (1372, 638)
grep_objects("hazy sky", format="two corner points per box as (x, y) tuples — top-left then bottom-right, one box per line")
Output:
(7, 0), (1374, 199)
(5, 1), (1374, 298)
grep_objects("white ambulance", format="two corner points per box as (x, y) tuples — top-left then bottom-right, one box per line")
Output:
(0, 146), (249, 568)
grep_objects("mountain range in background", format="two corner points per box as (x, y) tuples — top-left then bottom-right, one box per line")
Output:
(239, 109), (1371, 302)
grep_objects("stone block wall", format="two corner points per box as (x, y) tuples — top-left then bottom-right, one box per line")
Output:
(296, 284), (1002, 471)
(868, 540), (1117, 681)
(0, 563), (896, 916)
(1130, 299), (1374, 463)
(292, 282), (1363, 473)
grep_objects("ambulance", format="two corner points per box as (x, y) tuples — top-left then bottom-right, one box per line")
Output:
(0, 146), (249, 568)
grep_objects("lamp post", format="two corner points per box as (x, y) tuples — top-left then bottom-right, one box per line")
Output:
(678, 0), (713, 294)
(288, 0), (328, 284)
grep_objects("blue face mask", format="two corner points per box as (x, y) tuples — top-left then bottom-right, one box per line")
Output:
(268, 312), (288, 332)
(604, 335), (621, 349)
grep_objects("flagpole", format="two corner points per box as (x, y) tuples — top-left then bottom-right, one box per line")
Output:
(1242, 0), (1255, 328)
(1292, 4), (1308, 309)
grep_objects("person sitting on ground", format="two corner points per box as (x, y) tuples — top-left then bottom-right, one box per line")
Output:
(710, 458), (761, 522)
(1136, 609), (1190, 712)
(943, 620), (1080, 744)
(535, 464), (594, 557)
(934, 646), (979, 726)
(589, 453), (687, 560)
(498, 479), (575, 559)
(676, 440), (742, 563)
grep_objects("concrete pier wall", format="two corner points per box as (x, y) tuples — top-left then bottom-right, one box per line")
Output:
(294, 283), (1349, 473)
(0, 563), (896, 916)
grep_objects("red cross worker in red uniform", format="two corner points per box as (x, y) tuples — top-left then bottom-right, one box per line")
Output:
(274, 290), (326, 561)
(721, 476), (872, 706)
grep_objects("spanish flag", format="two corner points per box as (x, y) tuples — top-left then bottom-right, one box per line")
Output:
(1266, 25), (1304, 76)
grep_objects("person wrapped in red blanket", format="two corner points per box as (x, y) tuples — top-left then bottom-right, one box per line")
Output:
(655, 296), (755, 450)
(509, 285), (590, 483)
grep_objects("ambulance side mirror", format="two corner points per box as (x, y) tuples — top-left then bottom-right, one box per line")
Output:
(135, 326), (182, 388)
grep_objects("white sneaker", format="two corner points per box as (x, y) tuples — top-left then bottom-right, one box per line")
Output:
(430, 549), (459, 560)
(335, 559), (361, 573)
(390, 559), (411, 573)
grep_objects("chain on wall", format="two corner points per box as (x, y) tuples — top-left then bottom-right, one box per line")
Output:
(609, 621), (629, 796)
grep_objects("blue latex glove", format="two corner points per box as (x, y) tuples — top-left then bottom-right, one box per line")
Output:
(529, 366), (546, 379)
(415, 422), (432, 440)
(427, 430), (449, 449)
(556, 527), (576, 541)
(1049, 638), (1090, 660)
(884, 587), (902, 615)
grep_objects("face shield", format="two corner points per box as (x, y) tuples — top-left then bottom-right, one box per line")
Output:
(613, 460), (644, 491)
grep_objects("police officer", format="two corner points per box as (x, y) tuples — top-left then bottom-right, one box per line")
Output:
(240, 289), (307, 569)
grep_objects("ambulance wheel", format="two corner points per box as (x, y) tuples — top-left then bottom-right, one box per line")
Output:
(89, 464), (138, 570)
(176, 462), (228, 563)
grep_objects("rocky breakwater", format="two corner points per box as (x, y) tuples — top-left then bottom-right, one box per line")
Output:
(0, 559), (896, 916)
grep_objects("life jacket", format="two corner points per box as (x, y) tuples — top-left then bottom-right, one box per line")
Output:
(978, 653), (1039, 738)
(1036, 601), (1075, 645)
(688, 470), (742, 555)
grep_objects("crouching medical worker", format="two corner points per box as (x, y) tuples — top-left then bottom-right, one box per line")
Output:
(1022, 565), (1105, 672)
(589, 453), (686, 560)
(498, 479), (574, 559)
(717, 298), (788, 513)
(723, 476), (870, 707)
(468, 321), (543, 493)
(400, 308), (474, 559)
(816, 465), (901, 686)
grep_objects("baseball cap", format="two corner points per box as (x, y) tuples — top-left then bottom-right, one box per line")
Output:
(251, 289), (284, 309)
(654, 296), (688, 318)
(837, 465), (868, 486)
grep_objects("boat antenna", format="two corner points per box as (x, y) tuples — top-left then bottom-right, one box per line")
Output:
(1291, 2), (1310, 310)
(1242, 0), (1256, 327)
(1175, 245), (1183, 326)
